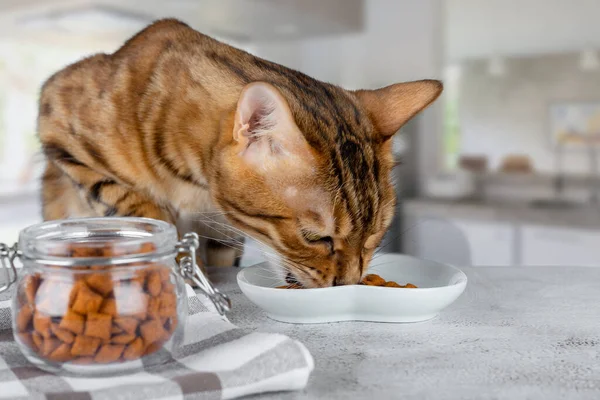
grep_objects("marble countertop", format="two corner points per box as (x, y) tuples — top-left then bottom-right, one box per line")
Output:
(207, 266), (600, 400)
(403, 198), (600, 230)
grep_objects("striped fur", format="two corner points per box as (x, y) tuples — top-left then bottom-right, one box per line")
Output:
(38, 19), (442, 287)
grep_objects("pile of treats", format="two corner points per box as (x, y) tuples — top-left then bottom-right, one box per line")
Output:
(360, 274), (417, 288)
(14, 243), (178, 365)
(277, 273), (417, 289)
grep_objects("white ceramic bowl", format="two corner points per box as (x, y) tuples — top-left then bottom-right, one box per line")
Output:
(236, 253), (467, 324)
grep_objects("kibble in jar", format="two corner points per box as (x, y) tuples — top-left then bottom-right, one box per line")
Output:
(11, 218), (187, 376)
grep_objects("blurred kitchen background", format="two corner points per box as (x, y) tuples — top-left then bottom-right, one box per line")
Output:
(1, 0), (600, 267)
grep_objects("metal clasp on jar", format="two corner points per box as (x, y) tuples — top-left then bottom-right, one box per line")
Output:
(175, 233), (231, 315)
(0, 243), (19, 294)
(1, 234), (231, 316)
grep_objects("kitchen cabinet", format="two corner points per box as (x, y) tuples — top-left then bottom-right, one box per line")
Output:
(453, 219), (515, 266)
(520, 225), (600, 267)
(408, 217), (515, 266)
(402, 199), (600, 268)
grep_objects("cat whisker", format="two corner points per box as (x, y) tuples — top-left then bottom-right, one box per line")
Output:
(186, 209), (236, 215)
(196, 216), (278, 256)
(188, 213), (319, 283)
(366, 261), (396, 271)
(191, 226), (288, 269)
(245, 269), (282, 281)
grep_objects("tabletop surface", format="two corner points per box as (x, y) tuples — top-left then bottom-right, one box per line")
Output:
(207, 265), (600, 400)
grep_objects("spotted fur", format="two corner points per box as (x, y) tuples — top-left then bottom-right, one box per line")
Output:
(38, 19), (442, 287)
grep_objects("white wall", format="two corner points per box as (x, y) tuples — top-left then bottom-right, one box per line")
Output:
(297, 0), (442, 87)
(295, 0), (444, 189)
(446, 0), (600, 61)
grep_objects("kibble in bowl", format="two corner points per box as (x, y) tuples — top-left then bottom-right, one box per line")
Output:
(275, 274), (417, 289)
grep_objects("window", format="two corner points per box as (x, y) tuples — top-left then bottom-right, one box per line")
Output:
(0, 38), (118, 197)
(0, 37), (120, 246)
(442, 64), (462, 170)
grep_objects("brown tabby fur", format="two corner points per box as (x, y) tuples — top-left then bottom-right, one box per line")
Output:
(38, 19), (442, 287)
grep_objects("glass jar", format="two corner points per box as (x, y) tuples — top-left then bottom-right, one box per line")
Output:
(0, 217), (230, 376)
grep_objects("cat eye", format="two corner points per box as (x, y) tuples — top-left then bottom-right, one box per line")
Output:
(302, 233), (334, 254)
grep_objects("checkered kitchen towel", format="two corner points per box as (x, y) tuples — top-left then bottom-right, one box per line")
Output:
(0, 284), (314, 399)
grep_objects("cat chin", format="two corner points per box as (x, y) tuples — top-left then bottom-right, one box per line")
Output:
(262, 252), (307, 286)
(265, 259), (321, 288)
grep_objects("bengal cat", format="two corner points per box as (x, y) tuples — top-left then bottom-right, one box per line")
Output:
(38, 19), (442, 288)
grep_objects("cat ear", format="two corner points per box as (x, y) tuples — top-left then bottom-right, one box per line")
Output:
(354, 80), (443, 138)
(233, 82), (307, 167)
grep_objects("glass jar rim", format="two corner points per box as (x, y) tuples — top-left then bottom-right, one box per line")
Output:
(18, 217), (178, 267)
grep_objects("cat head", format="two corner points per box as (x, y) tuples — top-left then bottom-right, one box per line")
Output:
(212, 79), (442, 287)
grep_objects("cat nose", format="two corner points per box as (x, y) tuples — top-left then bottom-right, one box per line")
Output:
(333, 269), (361, 286)
(333, 255), (362, 286)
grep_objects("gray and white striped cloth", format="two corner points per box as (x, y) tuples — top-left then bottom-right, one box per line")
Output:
(0, 284), (314, 399)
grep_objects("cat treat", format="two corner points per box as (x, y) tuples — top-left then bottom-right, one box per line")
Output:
(360, 274), (417, 288)
(14, 243), (178, 365)
(275, 274), (417, 289)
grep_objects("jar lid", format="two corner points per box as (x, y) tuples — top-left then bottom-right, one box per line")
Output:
(18, 217), (178, 266)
